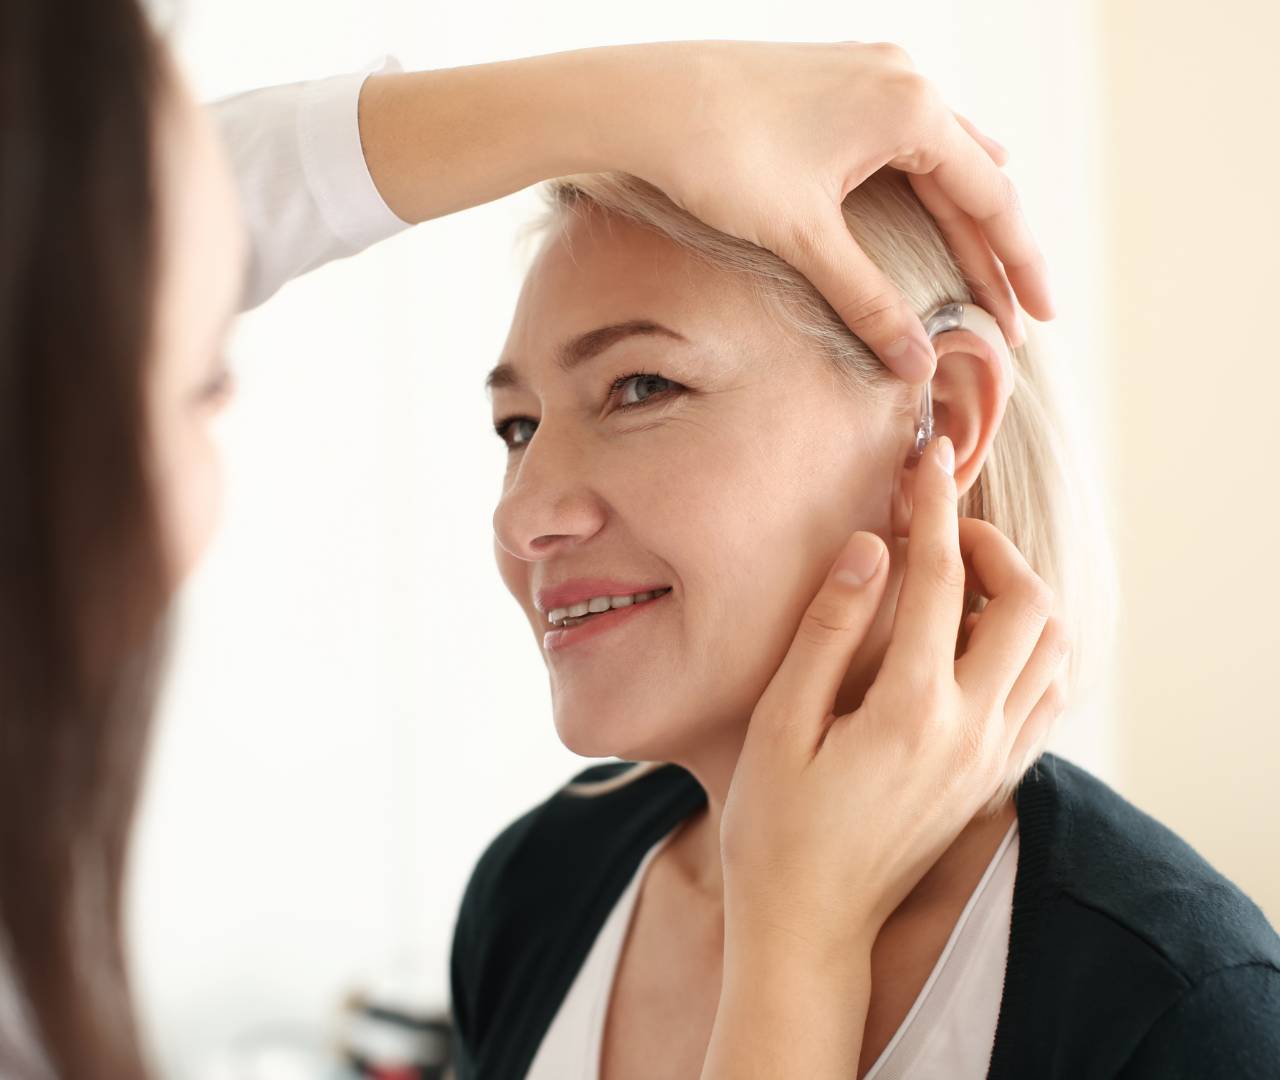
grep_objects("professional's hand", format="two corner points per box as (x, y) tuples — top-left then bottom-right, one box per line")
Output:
(702, 435), (1068, 1079)
(361, 41), (1051, 381)
(605, 41), (1054, 380)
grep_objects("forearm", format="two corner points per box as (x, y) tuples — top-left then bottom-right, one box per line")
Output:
(702, 929), (874, 1080)
(357, 43), (711, 224)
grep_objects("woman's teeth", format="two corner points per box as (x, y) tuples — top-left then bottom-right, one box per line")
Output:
(548, 587), (672, 628)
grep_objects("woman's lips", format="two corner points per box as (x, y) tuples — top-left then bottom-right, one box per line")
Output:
(542, 589), (670, 653)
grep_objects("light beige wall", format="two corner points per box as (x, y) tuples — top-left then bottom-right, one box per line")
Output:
(1101, 0), (1280, 922)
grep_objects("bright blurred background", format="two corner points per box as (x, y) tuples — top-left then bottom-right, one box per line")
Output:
(126, 0), (1279, 1074)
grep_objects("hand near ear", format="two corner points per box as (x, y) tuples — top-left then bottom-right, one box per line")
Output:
(703, 436), (1068, 1080)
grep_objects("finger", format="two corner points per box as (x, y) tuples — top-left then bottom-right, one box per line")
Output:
(906, 170), (1026, 348)
(914, 116), (1055, 321)
(784, 204), (936, 383)
(952, 518), (1053, 706)
(880, 436), (964, 681)
(952, 111), (1008, 166)
(753, 530), (889, 744)
(1005, 670), (1067, 774)
(1003, 620), (1070, 728)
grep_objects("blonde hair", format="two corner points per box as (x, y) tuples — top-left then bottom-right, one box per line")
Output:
(534, 169), (1115, 808)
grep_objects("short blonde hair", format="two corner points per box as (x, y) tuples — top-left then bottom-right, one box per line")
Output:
(535, 169), (1115, 807)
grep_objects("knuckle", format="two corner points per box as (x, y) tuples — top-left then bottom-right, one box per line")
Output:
(843, 292), (899, 329)
(868, 41), (915, 68)
(887, 71), (939, 125)
(829, 289), (910, 347)
(1042, 679), (1068, 717)
(926, 545), (966, 592)
(959, 517), (996, 544)
(1018, 576), (1055, 622)
(984, 175), (1024, 224)
(782, 213), (832, 268)
(1041, 616), (1070, 662)
(797, 595), (852, 646)
(954, 716), (989, 771)
(915, 675), (955, 732)
(885, 678), (942, 755)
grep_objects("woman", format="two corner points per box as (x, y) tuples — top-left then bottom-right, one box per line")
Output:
(0, 1), (1066, 1077)
(451, 170), (1280, 1078)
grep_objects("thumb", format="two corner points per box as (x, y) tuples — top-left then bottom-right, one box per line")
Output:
(753, 531), (889, 743)
(783, 205), (936, 383)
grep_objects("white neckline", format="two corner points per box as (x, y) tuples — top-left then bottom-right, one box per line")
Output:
(582, 826), (681, 1075)
(862, 817), (1020, 1078)
(528, 815), (1019, 1080)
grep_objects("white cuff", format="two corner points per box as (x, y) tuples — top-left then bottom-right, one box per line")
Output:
(296, 54), (409, 252)
(212, 55), (412, 311)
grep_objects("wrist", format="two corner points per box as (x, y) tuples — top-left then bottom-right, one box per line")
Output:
(707, 929), (874, 1080)
(356, 42), (723, 224)
(357, 50), (622, 223)
(724, 916), (878, 990)
(722, 873), (888, 964)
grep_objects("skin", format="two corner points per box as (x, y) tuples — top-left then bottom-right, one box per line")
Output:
(490, 208), (1020, 1078)
(361, 40), (1056, 380)
(132, 39), (1058, 1079)
(147, 70), (247, 582)
(152, 35), (1050, 590)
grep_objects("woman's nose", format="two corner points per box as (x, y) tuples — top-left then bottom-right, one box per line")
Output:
(491, 430), (606, 561)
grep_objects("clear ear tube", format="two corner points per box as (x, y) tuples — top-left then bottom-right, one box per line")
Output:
(903, 301), (1009, 468)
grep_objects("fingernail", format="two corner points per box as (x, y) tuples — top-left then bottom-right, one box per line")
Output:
(836, 531), (885, 586)
(1013, 310), (1028, 346)
(885, 335), (936, 382)
(935, 436), (954, 476)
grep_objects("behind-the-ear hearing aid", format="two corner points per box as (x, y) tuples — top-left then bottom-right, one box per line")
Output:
(904, 301), (1015, 468)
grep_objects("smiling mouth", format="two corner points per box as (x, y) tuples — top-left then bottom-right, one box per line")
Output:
(549, 587), (673, 629)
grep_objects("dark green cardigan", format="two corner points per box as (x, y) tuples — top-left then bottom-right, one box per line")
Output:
(450, 753), (1280, 1078)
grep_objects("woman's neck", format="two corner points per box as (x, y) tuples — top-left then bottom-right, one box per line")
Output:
(666, 734), (1018, 925)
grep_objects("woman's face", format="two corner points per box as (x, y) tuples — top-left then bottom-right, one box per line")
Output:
(148, 71), (247, 584)
(491, 209), (911, 763)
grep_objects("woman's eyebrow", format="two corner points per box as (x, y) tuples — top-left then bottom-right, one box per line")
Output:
(484, 320), (687, 394)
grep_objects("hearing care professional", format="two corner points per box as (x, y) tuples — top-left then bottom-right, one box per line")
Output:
(0, 16), (1072, 1080)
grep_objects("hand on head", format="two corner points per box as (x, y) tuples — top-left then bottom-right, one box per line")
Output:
(612, 41), (1054, 382)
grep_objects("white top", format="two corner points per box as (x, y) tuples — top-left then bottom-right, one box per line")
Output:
(208, 57), (412, 311)
(529, 819), (1020, 1080)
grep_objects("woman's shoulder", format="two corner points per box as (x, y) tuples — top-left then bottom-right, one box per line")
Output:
(448, 761), (705, 1072)
(451, 760), (704, 957)
(990, 754), (1280, 1077)
(459, 760), (703, 916)
(1026, 752), (1280, 979)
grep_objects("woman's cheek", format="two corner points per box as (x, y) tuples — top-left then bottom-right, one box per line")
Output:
(157, 419), (226, 585)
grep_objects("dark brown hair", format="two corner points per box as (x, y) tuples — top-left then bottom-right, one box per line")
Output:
(0, 0), (170, 1076)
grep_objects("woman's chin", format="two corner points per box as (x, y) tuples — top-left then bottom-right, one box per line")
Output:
(552, 708), (679, 763)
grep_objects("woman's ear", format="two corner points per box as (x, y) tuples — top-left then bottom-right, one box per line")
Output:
(891, 328), (1012, 537)
(929, 327), (1012, 493)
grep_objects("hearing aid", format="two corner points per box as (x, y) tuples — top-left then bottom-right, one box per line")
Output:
(903, 301), (1015, 469)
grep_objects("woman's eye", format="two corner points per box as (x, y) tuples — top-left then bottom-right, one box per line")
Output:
(615, 371), (676, 409)
(494, 416), (537, 451)
(193, 367), (235, 409)
(492, 371), (680, 453)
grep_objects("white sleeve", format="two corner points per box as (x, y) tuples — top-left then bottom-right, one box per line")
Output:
(209, 56), (413, 312)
